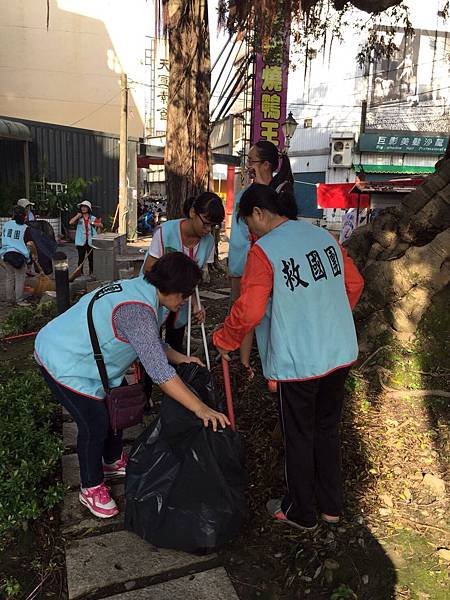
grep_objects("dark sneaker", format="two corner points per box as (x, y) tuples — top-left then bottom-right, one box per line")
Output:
(266, 498), (318, 531)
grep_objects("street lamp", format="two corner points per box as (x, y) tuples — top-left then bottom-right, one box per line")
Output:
(282, 111), (298, 153)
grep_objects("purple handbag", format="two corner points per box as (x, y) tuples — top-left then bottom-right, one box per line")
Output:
(87, 286), (147, 433)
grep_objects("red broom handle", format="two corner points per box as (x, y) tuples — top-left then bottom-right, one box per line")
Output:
(3, 331), (38, 342)
(222, 357), (235, 431)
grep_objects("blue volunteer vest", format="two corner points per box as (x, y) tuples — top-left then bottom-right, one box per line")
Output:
(0, 220), (30, 259)
(255, 220), (359, 381)
(142, 218), (214, 328)
(35, 277), (167, 399)
(228, 189), (250, 277)
(75, 215), (97, 246)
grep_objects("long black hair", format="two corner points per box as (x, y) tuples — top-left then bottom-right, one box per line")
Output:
(238, 183), (297, 221)
(182, 191), (225, 224)
(144, 252), (202, 296)
(253, 140), (294, 192)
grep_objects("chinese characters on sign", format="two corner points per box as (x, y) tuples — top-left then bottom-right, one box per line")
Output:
(146, 38), (169, 137)
(281, 247), (342, 291)
(359, 133), (449, 154)
(155, 50), (169, 131)
(251, 20), (290, 148)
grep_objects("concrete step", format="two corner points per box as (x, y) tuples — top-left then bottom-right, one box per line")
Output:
(62, 447), (130, 488)
(63, 422), (145, 452)
(61, 482), (125, 536)
(65, 530), (218, 599)
(101, 568), (239, 600)
(199, 290), (228, 301)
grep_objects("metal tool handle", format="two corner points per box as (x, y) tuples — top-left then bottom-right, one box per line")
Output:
(194, 286), (210, 370)
(187, 295), (192, 357)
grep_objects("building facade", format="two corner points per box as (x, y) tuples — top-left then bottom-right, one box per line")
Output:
(0, 0), (168, 139)
(286, 0), (449, 224)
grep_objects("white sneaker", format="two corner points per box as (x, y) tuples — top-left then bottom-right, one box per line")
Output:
(79, 482), (119, 518)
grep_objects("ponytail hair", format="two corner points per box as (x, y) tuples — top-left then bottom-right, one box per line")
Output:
(238, 183), (297, 221)
(271, 154), (294, 193)
(182, 191), (225, 224)
(253, 140), (294, 194)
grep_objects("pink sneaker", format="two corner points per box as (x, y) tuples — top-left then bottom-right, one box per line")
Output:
(103, 451), (128, 478)
(79, 482), (119, 518)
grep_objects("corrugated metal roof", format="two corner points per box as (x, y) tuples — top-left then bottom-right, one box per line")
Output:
(0, 119), (32, 141)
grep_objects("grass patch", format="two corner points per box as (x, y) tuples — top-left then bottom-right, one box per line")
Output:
(385, 528), (449, 599)
(0, 302), (57, 338)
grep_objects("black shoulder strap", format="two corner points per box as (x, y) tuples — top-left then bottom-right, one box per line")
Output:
(87, 290), (110, 394)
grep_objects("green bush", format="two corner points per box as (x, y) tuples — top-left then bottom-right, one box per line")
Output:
(0, 302), (57, 338)
(0, 369), (64, 542)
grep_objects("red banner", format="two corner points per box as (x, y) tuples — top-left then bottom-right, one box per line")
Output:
(316, 183), (370, 209)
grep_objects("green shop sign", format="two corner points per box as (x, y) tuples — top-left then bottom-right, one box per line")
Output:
(359, 133), (448, 154)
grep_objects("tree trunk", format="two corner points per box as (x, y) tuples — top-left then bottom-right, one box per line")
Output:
(345, 157), (450, 349)
(164, 0), (212, 219)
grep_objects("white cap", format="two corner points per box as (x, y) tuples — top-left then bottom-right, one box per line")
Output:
(77, 200), (92, 210)
(17, 198), (34, 208)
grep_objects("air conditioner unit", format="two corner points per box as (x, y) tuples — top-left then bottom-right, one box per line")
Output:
(329, 137), (354, 168)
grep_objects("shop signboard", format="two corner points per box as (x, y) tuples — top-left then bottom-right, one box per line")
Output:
(251, 7), (290, 148)
(359, 133), (449, 154)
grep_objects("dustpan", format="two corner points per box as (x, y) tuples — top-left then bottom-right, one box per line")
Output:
(32, 260), (55, 296)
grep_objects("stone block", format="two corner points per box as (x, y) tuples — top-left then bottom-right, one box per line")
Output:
(63, 422), (145, 451)
(199, 290), (228, 300)
(61, 483), (124, 535)
(65, 530), (215, 599)
(103, 568), (239, 600)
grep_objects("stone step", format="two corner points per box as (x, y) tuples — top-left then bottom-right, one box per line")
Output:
(63, 422), (145, 452)
(102, 568), (239, 600)
(199, 290), (228, 300)
(61, 482), (125, 536)
(62, 447), (130, 488)
(65, 530), (218, 599)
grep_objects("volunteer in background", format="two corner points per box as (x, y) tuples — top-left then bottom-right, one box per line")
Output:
(35, 252), (230, 519)
(0, 205), (33, 306)
(142, 191), (225, 352)
(17, 198), (35, 222)
(214, 183), (364, 530)
(228, 141), (294, 380)
(69, 200), (103, 276)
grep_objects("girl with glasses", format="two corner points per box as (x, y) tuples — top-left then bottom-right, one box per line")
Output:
(228, 140), (294, 384)
(142, 191), (225, 352)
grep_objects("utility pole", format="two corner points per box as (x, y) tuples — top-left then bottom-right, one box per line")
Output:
(118, 73), (128, 236)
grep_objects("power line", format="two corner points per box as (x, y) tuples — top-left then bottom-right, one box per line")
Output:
(69, 92), (120, 126)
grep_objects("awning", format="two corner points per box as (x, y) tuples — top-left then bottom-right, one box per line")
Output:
(0, 118), (32, 142)
(360, 164), (435, 174)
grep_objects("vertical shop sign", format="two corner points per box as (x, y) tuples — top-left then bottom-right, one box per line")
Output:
(154, 39), (169, 135)
(251, 16), (290, 148)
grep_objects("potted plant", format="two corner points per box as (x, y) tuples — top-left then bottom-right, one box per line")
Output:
(0, 181), (24, 238)
(31, 176), (99, 240)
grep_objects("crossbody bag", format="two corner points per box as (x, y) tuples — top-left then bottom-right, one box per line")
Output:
(87, 284), (147, 433)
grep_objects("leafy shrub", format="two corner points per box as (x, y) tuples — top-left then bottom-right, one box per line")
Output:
(0, 369), (64, 542)
(0, 302), (57, 338)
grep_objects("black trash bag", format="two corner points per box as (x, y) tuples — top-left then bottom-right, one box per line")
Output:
(28, 221), (57, 274)
(124, 363), (246, 554)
